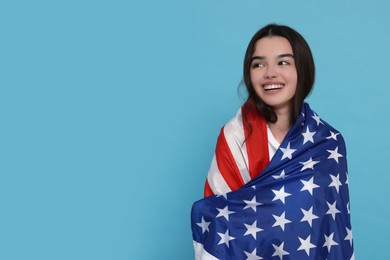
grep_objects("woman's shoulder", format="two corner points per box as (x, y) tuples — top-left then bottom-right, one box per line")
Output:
(302, 103), (346, 147)
(222, 107), (246, 141)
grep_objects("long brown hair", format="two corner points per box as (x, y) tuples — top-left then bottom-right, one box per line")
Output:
(243, 24), (315, 126)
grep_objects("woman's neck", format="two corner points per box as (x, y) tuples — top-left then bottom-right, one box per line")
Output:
(268, 106), (292, 144)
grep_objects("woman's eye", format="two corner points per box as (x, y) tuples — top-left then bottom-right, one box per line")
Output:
(252, 63), (264, 68)
(279, 61), (290, 66)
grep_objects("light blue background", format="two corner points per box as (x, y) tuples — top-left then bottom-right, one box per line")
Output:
(1, 0), (389, 259)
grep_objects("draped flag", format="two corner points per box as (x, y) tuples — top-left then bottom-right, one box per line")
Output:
(191, 103), (354, 260)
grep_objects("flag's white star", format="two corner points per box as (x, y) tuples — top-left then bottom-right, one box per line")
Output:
(329, 173), (342, 193)
(243, 196), (262, 212)
(347, 202), (350, 214)
(272, 170), (287, 179)
(300, 177), (320, 195)
(326, 130), (340, 141)
(327, 146), (343, 163)
(297, 235), (316, 256)
(350, 252), (355, 260)
(300, 157), (320, 171)
(272, 242), (289, 260)
(217, 193), (228, 199)
(326, 201), (341, 220)
(300, 206), (319, 227)
(196, 217), (210, 234)
(345, 172), (349, 185)
(244, 220), (263, 239)
(216, 206), (234, 221)
(244, 248), (263, 260)
(302, 126), (316, 144)
(272, 211), (291, 231)
(312, 113), (324, 126)
(272, 186), (292, 204)
(280, 142), (297, 160)
(323, 232), (339, 252)
(345, 227), (353, 246)
(217, 229), (235, 247)
(252, 185), (256, 190)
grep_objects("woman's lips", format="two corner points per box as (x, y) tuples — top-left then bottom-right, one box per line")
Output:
(263, 84), (285, 91)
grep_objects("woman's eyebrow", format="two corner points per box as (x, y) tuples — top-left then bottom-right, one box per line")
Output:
(250, 56), (265, 62)
(277, 53), (294, 59)
(251, 53), (294, 63)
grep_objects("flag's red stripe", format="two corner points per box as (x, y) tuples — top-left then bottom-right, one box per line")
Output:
(242, 102), (270, 179)
(204, 180), (214, 197)
(215, 128), (245, 191)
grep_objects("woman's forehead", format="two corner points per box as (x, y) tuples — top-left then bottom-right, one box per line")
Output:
(253, 36), (293, 57)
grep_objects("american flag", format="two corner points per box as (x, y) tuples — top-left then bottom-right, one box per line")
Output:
(191, 103), (354, 259)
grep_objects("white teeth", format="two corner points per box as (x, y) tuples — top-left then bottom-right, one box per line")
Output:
(263, 84), (284, 90)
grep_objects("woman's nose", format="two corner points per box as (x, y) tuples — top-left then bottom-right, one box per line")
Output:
(264, 65), (277, 78)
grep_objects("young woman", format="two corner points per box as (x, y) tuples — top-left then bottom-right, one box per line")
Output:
(204, 24), (315, 197)
(192, 24), (354, 260)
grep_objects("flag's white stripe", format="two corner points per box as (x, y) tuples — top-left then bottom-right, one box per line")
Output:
(193, 241), (219, 260)
(267, 126), (280, 160)
(207, 154), (231, 195)
(223, 108), (251, 183)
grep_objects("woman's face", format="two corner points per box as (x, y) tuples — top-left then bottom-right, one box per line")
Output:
(250, 36), (298, 112)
